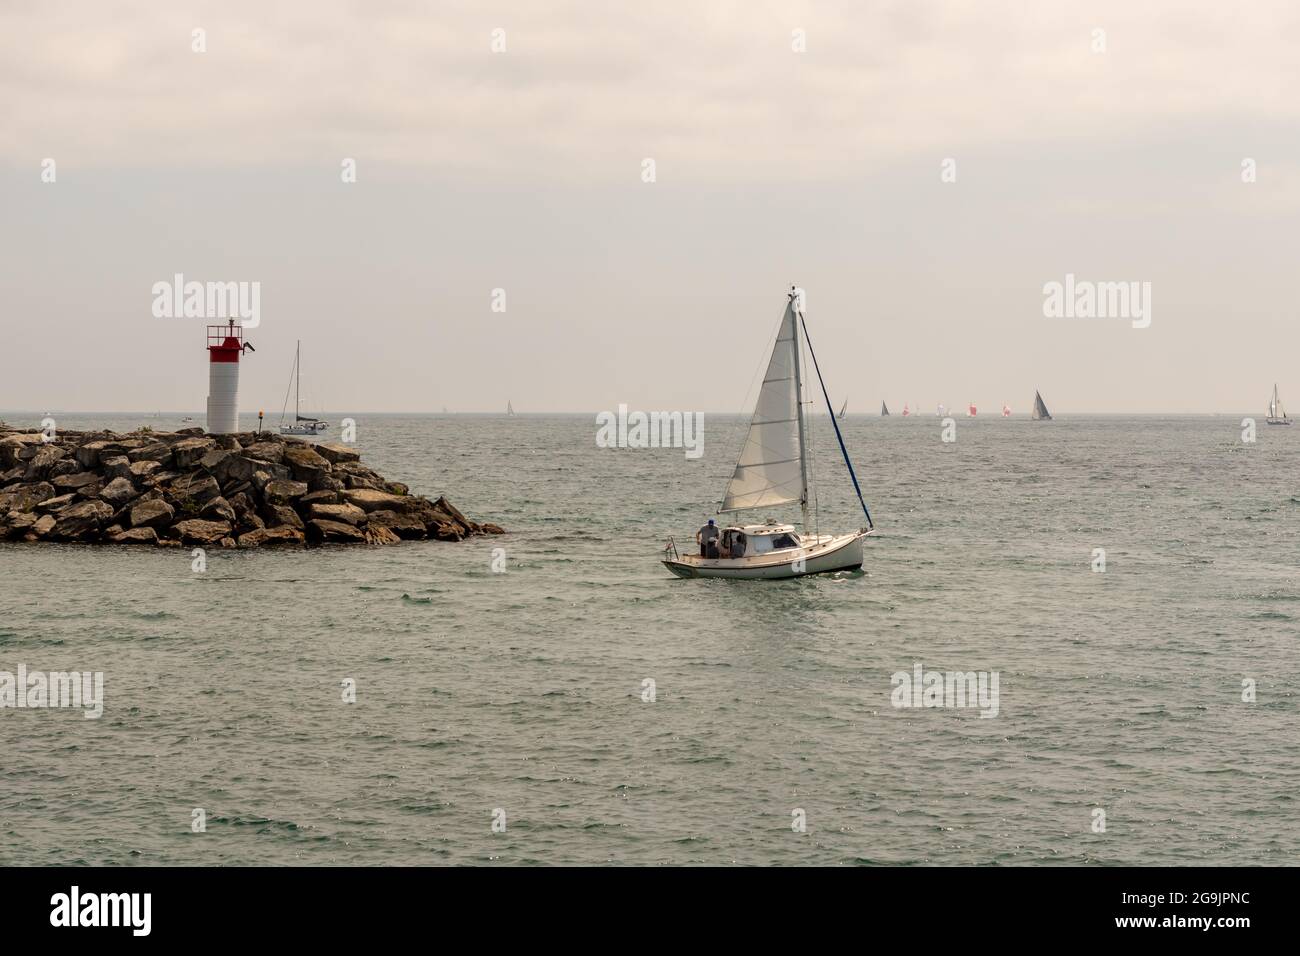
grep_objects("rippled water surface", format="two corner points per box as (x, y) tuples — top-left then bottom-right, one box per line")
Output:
(1, 411), (1296, 865)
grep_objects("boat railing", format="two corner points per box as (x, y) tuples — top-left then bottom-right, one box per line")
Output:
(663, 536), (680, 561)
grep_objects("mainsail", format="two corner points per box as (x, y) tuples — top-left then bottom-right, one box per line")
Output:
(838, 398), (848, 419)
(721, 301), (802, 513)
(1271, 385), (1284, 418)
(881, 401), (890, 416)
(1032, 390), (1052, 421)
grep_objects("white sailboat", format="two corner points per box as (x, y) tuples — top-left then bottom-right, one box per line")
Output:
(279, 341), (328, 435)
(507, 400), (516, 417)
(662, 288), (875, 580)
(1267, 383), (1291, 425)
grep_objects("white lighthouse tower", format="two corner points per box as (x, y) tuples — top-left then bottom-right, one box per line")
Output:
(205, 319), (253, 434)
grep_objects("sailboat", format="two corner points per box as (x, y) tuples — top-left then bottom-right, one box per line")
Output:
(1002, 402), (1011, 417)
(507, 400), (516, 417)
(279, 341), (328, 435)
(838, 399), (848, 420)
(902, 403), (910, 417)
(1031, 390), (1052, 421)
(881, 401), (890, 417)
(1266, 383), (1291, 425)
(662, 288), (875, 579)
(937, 403), (946, 418)
(967, 402), (977, 418)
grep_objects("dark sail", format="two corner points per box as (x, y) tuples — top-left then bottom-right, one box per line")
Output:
(881, 402), (889, 416)
(1032, 390), (1052, 421)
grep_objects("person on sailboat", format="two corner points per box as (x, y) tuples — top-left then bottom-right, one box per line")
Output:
(697, 519), (720, 558)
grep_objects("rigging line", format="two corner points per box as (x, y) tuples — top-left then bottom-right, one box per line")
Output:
(797, 311), (874, 531)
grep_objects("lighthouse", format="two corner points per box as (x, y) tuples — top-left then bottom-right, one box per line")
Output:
(206, 319), (253, 434)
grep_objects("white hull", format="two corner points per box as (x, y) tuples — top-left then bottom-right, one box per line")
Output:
(664, 531), (870, 580)
(280, 423), (327, 435)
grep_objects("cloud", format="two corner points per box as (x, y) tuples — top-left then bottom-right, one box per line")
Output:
(3, 1), (1298, 181)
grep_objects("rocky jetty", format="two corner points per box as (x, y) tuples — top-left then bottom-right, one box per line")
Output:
(0, 426), (503, 548)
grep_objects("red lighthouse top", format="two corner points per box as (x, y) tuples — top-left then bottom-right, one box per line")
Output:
(207, 319), (246, 363)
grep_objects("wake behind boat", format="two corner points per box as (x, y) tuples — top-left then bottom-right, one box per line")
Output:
(663, 287), (876, 580)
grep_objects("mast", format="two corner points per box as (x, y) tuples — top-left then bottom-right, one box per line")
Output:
(790, 288), (811, 534)
(294, 340), (300, 419)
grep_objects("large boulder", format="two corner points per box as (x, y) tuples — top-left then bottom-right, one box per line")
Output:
(0, 434), (48, 469)
(110, 527), (158, 545)
(263, 504), (304, 530)
(263, 479), (308, 505)
(171, 519), (232, 545)
(22, 444), (66, 480)
(52, 500), (113, 541)
(100, 456), (133, 481)
(98, 476), (139, 508)
(237, 526), (305, 548)
(51, 471), (102, 494)
(127, 442), (174, 466)
(0, 481), (56, 513)
(367, 509), (427, 539)
(129, 460), (162, 482)
(35, 493), (77, 514)
(171, 437), (216, 469)
(129, 498), (175, 529)
(200, 495), (237, 524)
(340, 488), (408, 512)
(282, 444), (331, 483)
(243, 442), (285, 464)
(31, 514), (57, 538)
(74, 440), (111, 469)
(312, 442), (360, 465)
(308, 502), (367, 526)
(305, 519), (366, 544)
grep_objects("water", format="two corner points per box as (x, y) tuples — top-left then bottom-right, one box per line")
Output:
(1, 412), (1296, 865)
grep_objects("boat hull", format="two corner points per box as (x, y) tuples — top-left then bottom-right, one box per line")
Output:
(663, 531), (870, 580)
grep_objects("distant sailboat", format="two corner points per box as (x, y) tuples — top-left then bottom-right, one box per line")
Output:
(661, 287), (875, 579)
(937, 403), (946, 418)
(507, 400), (516, 417)
(838, 399), (848, 420)
(1002, 402), (1011, 417)
(902, 403), (910, 417)
(1266, 383), (1291, 425)
(1031, 390), (1052, 421)
(967, 402), (977, 418)
(881, 401), (890, 417)
(279, 340), (328, 435)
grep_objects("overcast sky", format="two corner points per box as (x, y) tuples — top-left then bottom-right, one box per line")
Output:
(2, 1), (1298, 414)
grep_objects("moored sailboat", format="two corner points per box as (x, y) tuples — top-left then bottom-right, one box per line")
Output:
(1266, 383), (1291, 425)
(662, 288), (875, 579)
(279, 341), (328, 435)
